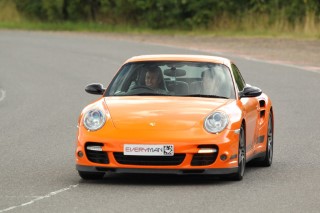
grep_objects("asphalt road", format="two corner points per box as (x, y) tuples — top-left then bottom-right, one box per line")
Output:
(0, 31), (320, 213)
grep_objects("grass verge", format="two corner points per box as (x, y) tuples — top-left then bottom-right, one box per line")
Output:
(1, 21), (319, 40)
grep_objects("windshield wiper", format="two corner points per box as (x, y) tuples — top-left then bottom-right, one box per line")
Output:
(113, 91), (171, 96)
(184, 94), (229, 99)
(135, 93), (170, 96)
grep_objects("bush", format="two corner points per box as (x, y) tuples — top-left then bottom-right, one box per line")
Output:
(10, 0), (320, 33)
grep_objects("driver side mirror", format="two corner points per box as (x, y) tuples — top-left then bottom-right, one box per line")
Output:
(85, 83), (105, 95)
(239, 85), (262, 98)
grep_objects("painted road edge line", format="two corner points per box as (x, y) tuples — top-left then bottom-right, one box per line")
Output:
(138, 40), (320, 74)
(0, 89), (6, 102)
(0, 184), (79, 212)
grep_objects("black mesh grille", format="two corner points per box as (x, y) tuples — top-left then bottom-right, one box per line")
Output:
(113, 152), (185, 166)
(191, 153), (218, 166)
(85, 142), (109, 164)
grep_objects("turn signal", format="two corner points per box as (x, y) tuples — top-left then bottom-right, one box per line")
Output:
(86, 146), (103, 151)
(198, 148), (217, 154)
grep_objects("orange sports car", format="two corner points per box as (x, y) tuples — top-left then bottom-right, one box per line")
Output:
(75, 55), (274, 181)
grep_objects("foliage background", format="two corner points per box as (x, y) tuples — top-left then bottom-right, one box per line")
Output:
(1, 0), (320, 37)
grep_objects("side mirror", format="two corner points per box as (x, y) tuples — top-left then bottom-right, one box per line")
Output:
(239, 85), (262, 98)
(85, 83), (105, 95)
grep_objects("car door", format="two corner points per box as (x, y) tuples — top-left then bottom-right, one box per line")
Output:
(231, 64), (259, 153)
(240, 96), (259, 152)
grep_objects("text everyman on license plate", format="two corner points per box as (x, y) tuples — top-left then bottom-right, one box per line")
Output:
(124, 144), (174, 156)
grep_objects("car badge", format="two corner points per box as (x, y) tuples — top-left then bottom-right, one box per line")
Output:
(149, 122), (156, 127)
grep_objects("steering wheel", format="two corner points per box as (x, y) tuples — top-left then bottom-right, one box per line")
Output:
(130, 85), (154, 91)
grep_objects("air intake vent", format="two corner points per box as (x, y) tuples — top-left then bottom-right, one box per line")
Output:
(259, 100), (266, 122)
(191, 153), (218, 166)
(191, 145), (218, 166)
(259, 100), (266, 108)
(113, 153), (185, 166)
(85, 142), (109, 164)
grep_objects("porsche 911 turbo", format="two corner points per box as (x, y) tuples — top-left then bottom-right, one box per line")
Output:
(75, 54), (274, 181)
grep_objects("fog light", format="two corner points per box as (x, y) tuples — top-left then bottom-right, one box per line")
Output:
(198, 148), (217, 154)
(77, 151), (84, 157)
(220, 154), (227, 161)
(87, 146), (103, 151)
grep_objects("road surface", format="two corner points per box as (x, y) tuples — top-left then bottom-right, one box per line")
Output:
(0, 31), (320, 213)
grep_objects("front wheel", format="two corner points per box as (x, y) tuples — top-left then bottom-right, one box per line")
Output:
(228, 125), (246, 181)
(78, 171), (104, 180)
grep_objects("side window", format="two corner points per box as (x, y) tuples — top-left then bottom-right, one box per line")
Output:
(231, 64), (246, 91)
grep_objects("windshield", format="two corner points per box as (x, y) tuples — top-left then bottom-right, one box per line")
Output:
(105, 61), (235, 99)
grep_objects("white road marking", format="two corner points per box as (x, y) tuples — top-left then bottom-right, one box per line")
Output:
(0, 89), (6, 102)
(0, 184), (78, 212)
(196, 48), (320, 74)
(231, 54), (320, 74)
(141, 40), (320, 74)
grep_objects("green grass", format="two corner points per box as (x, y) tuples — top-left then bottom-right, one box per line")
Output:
(1, 20), (319, 40)
(0, 21), (129, 31)
(0, 0), (319, 40)
(0, 0), (22, 22)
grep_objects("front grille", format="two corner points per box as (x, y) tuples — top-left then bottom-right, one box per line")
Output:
(85, 142), (109, 164)
(191, 153), (218, 166)
(113, 152), (185, 166)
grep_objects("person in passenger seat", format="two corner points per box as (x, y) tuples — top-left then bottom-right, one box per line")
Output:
(201, 70), (216, 95)
(190, 70), (216, 95)
(203, 69), (230, 97)
(190, 69), (229, 97)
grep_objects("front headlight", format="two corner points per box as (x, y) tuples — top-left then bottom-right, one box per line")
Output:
(83, 109), (106, 131)
(204, 112), (229, 133)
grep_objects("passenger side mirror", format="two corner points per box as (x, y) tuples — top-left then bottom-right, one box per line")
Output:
(85, 83), (105, 95)
(239, 85), (262, 98)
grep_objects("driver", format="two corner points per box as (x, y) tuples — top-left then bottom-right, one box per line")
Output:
(145, 66), (167, 93)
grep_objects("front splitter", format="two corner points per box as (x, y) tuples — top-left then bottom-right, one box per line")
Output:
(76, 165), (238, 175)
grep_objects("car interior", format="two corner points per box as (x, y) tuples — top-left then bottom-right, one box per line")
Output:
(108, 62), (234, 98)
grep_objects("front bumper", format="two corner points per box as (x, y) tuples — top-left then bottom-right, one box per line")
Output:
(76, 165), (238, 175)
(76, 127), (241, 170)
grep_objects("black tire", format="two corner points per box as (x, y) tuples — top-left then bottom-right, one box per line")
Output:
(78, 171), (104, 180)
(257, 112), (274, 167)
(228, 125), (246, 181)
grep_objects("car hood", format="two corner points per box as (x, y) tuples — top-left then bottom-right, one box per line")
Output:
(104, 97), (233, 130)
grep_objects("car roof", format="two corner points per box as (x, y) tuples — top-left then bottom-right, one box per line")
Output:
(124, 54), (232, 66)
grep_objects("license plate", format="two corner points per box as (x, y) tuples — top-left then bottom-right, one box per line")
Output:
(124, 144), (174, 156)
